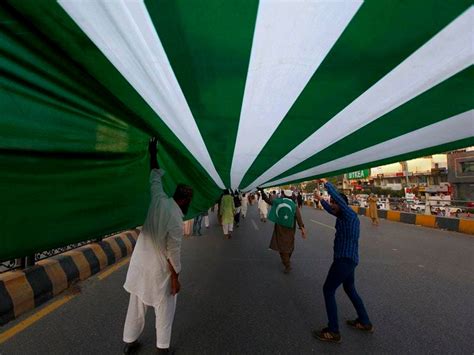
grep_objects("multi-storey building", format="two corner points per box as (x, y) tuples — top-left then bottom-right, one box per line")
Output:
(447, 150), (474, 200)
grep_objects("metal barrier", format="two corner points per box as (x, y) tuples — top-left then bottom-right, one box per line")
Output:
(0, 229), (131, 273)
(0, 240), (95, 273)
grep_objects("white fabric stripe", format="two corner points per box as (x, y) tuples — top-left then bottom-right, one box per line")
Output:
(260, 110), (474, 187)
(59, 0), (225, 188)
(230, 0), (362, 189)
(246, 7), (474, 191)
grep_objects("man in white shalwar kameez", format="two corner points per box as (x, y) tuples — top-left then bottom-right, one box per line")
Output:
(258, 193), (269, 222)
(240, 193), (248, 219)
(123, 138), (193, 354)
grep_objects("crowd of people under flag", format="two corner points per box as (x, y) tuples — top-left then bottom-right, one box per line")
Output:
(122, 138), (372, 354)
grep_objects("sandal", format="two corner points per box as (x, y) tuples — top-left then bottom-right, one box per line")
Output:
(312, 327), (342, 343)
(346, 319), (374, 333)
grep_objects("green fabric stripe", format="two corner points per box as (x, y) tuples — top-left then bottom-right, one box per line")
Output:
(145, 0), (259, 187)
(265, 137), (474, 188)
(240, 0), (472, 188)
(0, 1), (221, 260)
(270, 66), (474, 183)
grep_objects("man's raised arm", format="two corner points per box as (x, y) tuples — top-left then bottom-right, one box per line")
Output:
(314, 191), (336, 216)
(148, 137), (167, 200)
(258, 188), (273, 205)
(149, 137), (160, 170)
(324, 182), (354, 217)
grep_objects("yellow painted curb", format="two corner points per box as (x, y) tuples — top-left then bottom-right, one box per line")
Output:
(88, 244), (108, 269)
(415, 214), (436, 228)
(0, 294), (75, 344)
(387, 211), (401, 222)
(459, 219), (474, 235)
(120, 234), (134, 255)
(37, 259), (68, 296)
(0, 272), (35, 318)
(106, 238), (122, 261)
(63, 250), (92, 281)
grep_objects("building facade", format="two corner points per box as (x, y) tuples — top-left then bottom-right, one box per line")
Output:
(447, 150), (474, 201)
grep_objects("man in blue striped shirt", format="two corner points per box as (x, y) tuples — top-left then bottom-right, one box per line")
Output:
(312, 181), (373, 343)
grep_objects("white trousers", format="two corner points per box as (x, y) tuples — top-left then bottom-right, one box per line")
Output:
(123, 293), (177, 349)
(204, 215), (209, 228)
(222, 223), (233, 235)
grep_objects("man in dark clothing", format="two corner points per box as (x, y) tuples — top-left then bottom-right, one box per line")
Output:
(312, 181), (373, 344)
(269, 190), (278, 203)
(259, 188), (306, 273)
(297, 192), (303, 209)
(192, 212), (204, 236)
(233, 190), (242, 227)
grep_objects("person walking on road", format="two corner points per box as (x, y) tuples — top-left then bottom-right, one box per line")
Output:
(183, 218), (193, 237)
(122, 137), (193, 354)
(367, 194), (379, 226)
(312, 181), (373, 344)
(259, 188), (306, 273)
(203, 208), (210, 229)
(241, 193), (248, 219)
(297, 191), (303, 209)
(258, 192), (269, 222)
(233, 190), (242, 227)
(192, 212), (204, 236)
(270, 190), (278, 203)
(220, 189), (235, 239)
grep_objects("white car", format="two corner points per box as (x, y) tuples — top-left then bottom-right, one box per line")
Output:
(377, 198), (389, 210)
(411, 202), (427, 212)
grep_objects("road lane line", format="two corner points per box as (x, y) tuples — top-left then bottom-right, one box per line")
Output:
(251, 219), (259, 231)
(97, 257), (130, 281)
(310, 219), (335, 230)
(0, 294), (76, 344)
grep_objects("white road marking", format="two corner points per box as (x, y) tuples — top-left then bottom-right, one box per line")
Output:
(310, 219), (336, 230)
(251, 219), (259, 231)
(392, 248), (398, 251)
(418, 265), (425, 268)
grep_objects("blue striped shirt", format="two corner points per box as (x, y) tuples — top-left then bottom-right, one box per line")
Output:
(321, 183), (360, 264)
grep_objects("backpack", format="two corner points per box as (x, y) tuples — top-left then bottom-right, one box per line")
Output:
(268, 198), (296, 228)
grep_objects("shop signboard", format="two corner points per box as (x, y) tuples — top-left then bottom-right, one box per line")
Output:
(345, 169), (370, 180)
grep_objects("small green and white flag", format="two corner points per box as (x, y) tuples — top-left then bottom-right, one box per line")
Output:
(268, 198), (297, 229)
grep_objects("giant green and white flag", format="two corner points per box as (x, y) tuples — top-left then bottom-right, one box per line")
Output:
(1, 0), (473, 259)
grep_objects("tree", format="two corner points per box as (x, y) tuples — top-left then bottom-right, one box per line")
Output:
(302, 180), (319, 193)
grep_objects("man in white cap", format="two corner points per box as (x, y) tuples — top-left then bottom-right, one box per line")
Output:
(259, 188), (306, 273)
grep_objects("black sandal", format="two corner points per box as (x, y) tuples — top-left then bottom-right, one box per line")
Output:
(312, 327), (342, 343)
(346, 319), (374, 333)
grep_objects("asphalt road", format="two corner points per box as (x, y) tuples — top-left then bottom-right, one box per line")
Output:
(1, 205), (473, 354)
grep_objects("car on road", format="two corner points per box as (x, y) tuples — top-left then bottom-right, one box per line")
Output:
(377, 198), (389, 210)
(411, 202), (427, 213)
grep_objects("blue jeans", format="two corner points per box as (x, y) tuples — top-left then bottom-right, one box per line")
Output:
(193, 215), (203, 235)
(323, 258), (370, 332)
